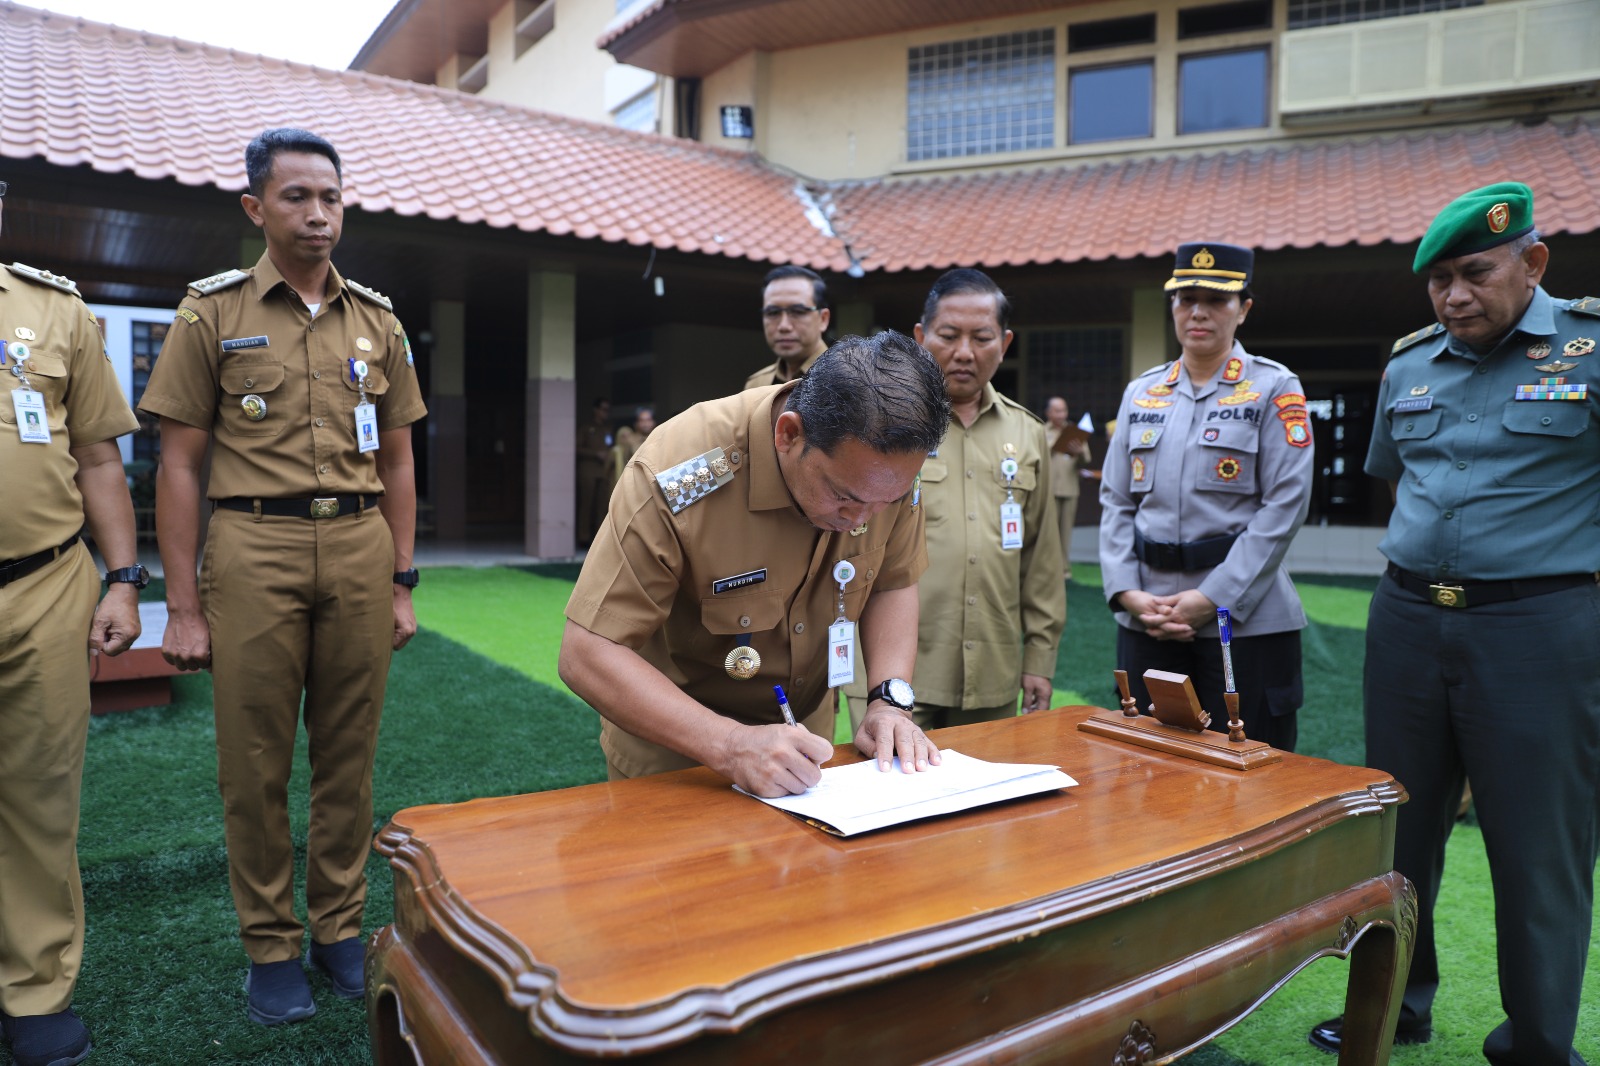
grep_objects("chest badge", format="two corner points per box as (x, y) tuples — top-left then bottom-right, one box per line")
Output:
(1409, 385), (1428, 396)
(356, 337), (373, 352)
(1131, 456), (1146, 482)
(13, 327), (36, 342)
(1145, 384), (1173, 397)
(1214, 456), (1242, 481)
(1134, 398), (1173, 409)
(1563, 337), (1595, 357)
(240, 394), (268, 421)
(1526, 343), (1552, 360)
(1535, 361), (1577, 373)
(1221, 357), (1244, 383)
(1216, 380), (1261, 406)
(725, 645), (762, 681)
(1202, 427), (1219, 442)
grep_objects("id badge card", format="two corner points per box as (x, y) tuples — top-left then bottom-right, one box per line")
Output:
(999, 501), (1024, 550)
(827, 621), (856, 687)
(12, 388), (50, 443)
(354, 402), (380, 453)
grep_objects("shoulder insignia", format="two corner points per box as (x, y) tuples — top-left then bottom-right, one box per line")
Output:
(8, 262), (80, 295)
(994, 391), (1044, 424)
(175, 307), (200, 325)
(1391, 322), (1445, 357)
(187, 269), (249, 296)
(1566, 297), (1600, 318)
(656, 447), (735, 516)
(1136, 361), (1174, 380)
(345, 279), (393, 311)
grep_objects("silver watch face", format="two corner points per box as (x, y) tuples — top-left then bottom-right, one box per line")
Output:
(886, 678), (915, 708)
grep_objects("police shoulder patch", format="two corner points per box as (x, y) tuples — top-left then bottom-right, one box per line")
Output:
(175, 307), (200, 325)
(1391, 321), (1445, 357)
(655, 447), (735, 516)
(187, 269), (249, 297)
(345, 279), (393, 311)
(1566, 296), (1600, 318)
(8, 262), (81, 295)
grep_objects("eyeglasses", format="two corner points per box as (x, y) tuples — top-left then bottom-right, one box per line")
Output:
(762, 304), (818, 321)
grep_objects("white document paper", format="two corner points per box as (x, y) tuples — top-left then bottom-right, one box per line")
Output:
(737, 749), (1077, 837)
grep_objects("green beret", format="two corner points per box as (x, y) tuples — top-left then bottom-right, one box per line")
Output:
(1413, 182), (1534, 273)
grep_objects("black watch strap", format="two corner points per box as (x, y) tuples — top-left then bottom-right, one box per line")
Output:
(393, 568), (420, 588)
(105, 564), (149, 589)
(867, 678), (915, 712)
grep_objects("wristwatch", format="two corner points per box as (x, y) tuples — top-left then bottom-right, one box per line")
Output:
(866, 678), (915, 713)
(393, 568), (420, 588)
(105, 564), (150, 590)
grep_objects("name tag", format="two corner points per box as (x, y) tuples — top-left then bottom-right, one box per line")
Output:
(1393, 396), (1433, 413)
(12, 388), (49, 443)
(713, 569), (767, 595)
(827, 621), (856, 688)
(355, 402), (379, 453)
(999, 501), (1023, 550)
(220, 335), (270, 352)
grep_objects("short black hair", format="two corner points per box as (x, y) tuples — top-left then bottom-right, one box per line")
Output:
(922, 268), (1011, 332)
(784, 331), (948, 457)
(592, 396), (610, 409)
(763, 265), (828, 310)
(245, 128), (342, 198)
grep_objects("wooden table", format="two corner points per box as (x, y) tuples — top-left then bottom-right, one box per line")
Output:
(367, 707), (1414, 1065)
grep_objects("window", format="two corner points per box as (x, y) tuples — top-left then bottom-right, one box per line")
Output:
(1179, 47), (1269, 134)
(1069, 61), (1153, 144)
(1026, 328), (1126, 434)
(1287, 0), (1481, 30)
(1068, 14), (1157, 52)
(907, 30), (1055, 161)
(1179, 0), (1273, 38)
(613, 89), (658, 133)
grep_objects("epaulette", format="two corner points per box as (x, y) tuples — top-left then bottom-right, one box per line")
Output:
(188, 269), (250, 297)
(8, 262), (80, 295)
(655, 447), (735, 516)
(1566, 296), (1600, 317)
(345, 279), (392, 311)
(1391, 322), (1445, 357)
(994, 391), (1044, 424)
(1136, 361), (1175, 379)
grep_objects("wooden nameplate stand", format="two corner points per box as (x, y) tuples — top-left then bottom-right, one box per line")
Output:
(1079, 668), (1281, 770)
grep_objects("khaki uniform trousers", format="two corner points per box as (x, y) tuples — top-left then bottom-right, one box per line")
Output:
(1055, 494), (1078, 580)
(202, 505), (394, 964)
(0, 542), (98, 1016)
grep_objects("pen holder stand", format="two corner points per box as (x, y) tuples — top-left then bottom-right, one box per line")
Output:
(1078, 669), (1280, 770)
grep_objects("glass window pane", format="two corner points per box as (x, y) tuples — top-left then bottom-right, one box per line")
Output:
(1069, 62), (1153, 144)
(907, 29), (1055, 161)
(1179, 48), (1268, 134)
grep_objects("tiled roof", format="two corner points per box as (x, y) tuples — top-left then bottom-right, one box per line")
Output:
(0, 1), (849, 270)
(2, 1), (1597, 276)
(828, 118), (1600, 272)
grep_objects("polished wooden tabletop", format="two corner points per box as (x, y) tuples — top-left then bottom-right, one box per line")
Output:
(379, 706), (1400, 1015)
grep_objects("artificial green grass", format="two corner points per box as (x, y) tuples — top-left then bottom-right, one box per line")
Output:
(35, 568), (1598, 1065)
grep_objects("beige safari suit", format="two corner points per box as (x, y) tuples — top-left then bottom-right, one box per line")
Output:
(0, 263), (138, 1016)
(566, 384), (927, 778)
(743, 349), (821, 392)
(138, 252), (426, 964)
(576, 419), (612, 544)
(1045, 423), (1091, 580)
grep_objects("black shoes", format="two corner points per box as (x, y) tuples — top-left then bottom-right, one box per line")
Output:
(244, 959), (316, 1026)
(1308, 1013), (1433, 1053)
(308, 937), (366, 1000)
(0, 1007), (92, 1066)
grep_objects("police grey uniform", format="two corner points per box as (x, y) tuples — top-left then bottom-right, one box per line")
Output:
(1099, 341), (1313, 749)
(1363, 286), (1600, 1065)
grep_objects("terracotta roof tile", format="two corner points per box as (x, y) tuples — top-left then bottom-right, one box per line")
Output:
(2, 2), (1597, 276)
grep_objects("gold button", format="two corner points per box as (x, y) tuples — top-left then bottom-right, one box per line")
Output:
(739, 615), (751, 628)
(794, 623), (805, 634)
(315, 418), (324, 427)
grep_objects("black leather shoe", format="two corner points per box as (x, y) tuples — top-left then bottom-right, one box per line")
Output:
(308, 937), (366, 999)
(1, 1007), (92, 1066)
(1308, 1013), (1432, 1053)
(245, 959), (316, 1025)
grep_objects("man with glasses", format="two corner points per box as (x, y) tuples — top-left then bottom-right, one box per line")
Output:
(745, 266), (830, 390)
(0, 179), (144, 1066)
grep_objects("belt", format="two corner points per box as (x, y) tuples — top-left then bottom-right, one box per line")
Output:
(1386, 563), (1598, 609)
(216, 495), (378, 519)
(0, 531), (81, 588)
(1133, 527), (1239, 572)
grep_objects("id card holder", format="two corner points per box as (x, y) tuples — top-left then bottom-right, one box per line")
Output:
(354, 402), (379, 453)
(12, 388), (50, 443)
(999, 501), (1023, 550)
(827, 621), (857, 687)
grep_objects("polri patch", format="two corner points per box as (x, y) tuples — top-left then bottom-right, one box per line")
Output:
(221, 335), (270, 352)
(713, 569), (768, 595)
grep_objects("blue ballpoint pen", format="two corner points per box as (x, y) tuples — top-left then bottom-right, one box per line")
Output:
(773, 684), (799, 728)
(1217, 607), (1244, 740)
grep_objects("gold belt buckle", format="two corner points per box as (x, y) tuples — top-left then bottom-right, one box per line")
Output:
(309, 497), (339, 519)
(1428, 583), (1466, 608)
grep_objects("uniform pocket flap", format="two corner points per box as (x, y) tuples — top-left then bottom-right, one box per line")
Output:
(1501, 401), (1588, 438)
(220, 362), (285, 395)
(1390, 408), (1441, 440)
(1129, 425), (1164, 450)
(701, 588), (788, 634)
(920, 458), (950, 482)
(19, 352), (66, 378)
(1198, 422), (1260, 453)
(343, 366), (390, 395)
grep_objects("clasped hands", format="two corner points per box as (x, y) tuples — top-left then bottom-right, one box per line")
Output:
(1118, 588), (1217, 642)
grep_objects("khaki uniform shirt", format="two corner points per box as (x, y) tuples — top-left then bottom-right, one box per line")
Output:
(577, 421), (611, 470)
(567, 384), (928, 777)
(1045, 424), (1092, 501)
(743, 349), (822, 391)
(0, 264), (139, 558)
(917, 384), (1065, 708)
(1099, 343), (1312, 637)
(139, 253), (426, 497)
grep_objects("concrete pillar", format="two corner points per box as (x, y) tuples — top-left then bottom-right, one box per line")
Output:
(428, 300), (467, 542)
(1129, 286), (1171, 378)
(525, 270), (577, 558)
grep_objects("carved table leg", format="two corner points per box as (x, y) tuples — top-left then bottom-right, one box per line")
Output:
(1337, 873), (1417, 1066)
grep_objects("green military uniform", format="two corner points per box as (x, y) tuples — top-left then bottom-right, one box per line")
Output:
(138, 252), (426, 964)
(566, 384), (927, 778)
(0, 263), (138, 1017)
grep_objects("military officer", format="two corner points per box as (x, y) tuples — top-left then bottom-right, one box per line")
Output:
(561, 331), (950, 797)
(1045, 396), (1091, 582)
(1099, 242), (1313, 751)
(1308, 184), (1599, 1065)
(744, 266), (830, 390)
(0, 180), (143, 1066)
(139, 129), (426, 1026)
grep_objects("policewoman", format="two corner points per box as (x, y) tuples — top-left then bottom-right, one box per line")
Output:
(1098, 242), (1313, 750)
